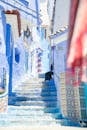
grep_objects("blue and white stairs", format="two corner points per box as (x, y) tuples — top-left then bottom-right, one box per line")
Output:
(0, 77), (80, 127)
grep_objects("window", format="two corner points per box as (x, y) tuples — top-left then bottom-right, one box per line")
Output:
(0, 37), (2, 45)
(80, 99), (86, 108)
(81, 110), (87, 119)
(79, 88), (85, 97)
(0, 68), (6, 95)
(15, 48), (20, 63)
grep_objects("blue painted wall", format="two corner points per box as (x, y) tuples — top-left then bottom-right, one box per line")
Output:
(0, 6), (9, 97)
(53, 40), (67, 112)
(6, 24), (14, 96)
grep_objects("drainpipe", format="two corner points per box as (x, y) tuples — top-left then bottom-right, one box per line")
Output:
(35, 0), (40, 31)
(51, 0), (56, 34)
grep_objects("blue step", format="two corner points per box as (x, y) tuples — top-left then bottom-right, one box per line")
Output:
(15, 96), (57, 102)
(16, 91), (57, 97)
(0, 78), (81, 127)
(14, 100), (57, 107)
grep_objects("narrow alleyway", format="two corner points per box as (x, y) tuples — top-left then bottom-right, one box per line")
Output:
(0, 76), (80, 127)
(0, 0), (87, 129)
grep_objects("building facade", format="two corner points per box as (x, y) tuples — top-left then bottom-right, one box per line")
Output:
(48, 0), (70, 34)
(50, 29), (87, 126)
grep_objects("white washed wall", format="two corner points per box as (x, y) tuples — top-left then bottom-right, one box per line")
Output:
(53, 0), (70, 33)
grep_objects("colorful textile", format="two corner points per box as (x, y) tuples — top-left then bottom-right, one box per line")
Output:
(81, 82), (87, 115)
(67, 0), (87, 85)
(36, 48), (43, 73)
(68, 0), (79, 46)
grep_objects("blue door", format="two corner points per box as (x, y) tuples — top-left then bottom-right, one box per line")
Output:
(6, 24), (14, 96)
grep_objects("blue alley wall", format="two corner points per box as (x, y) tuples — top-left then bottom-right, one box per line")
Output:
(6, 24), (14, 96)
(0, 6), (9, 97)
(53, 40), (67, 112)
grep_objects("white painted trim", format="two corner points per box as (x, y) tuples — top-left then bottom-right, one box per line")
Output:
(53, 32), (68, 45)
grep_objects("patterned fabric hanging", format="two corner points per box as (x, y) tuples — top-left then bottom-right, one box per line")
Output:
(36, 48), (43, 73)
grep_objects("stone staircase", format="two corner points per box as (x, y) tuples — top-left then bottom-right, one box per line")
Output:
(0, 77), (80, 127)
